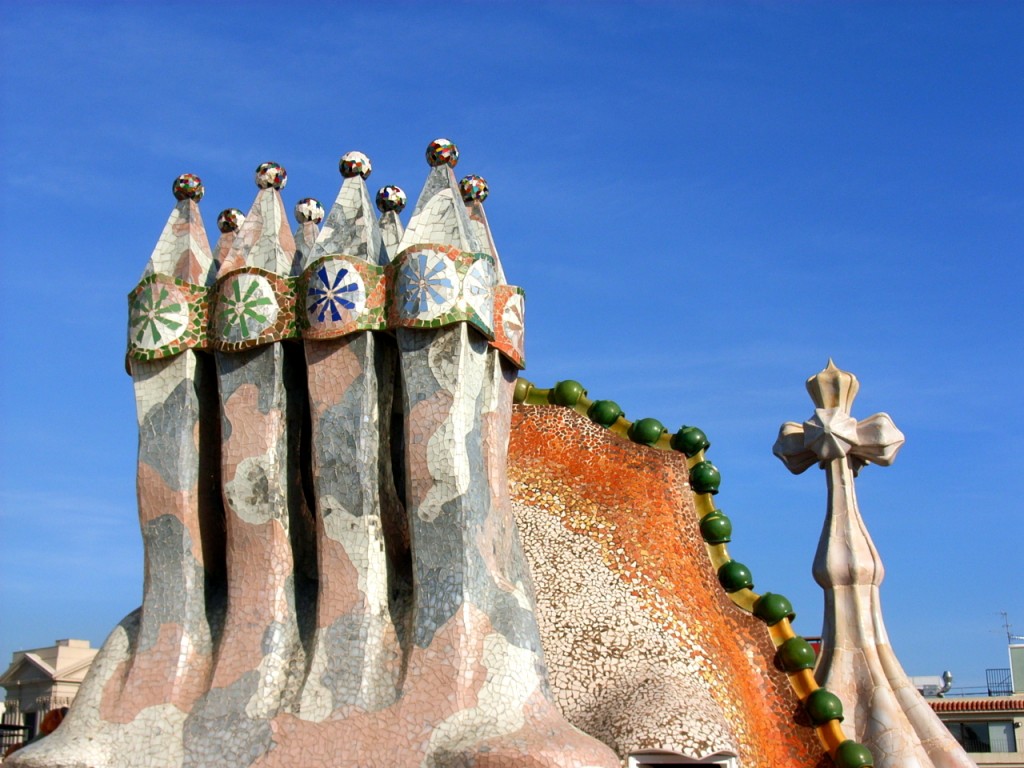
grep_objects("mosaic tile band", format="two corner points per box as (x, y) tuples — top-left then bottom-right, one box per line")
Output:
(387, 244), (496, 338)
(212, 268), (299, 351)
(129, 248), (523, 365)
(299, 256), (388, 338)
(127, 275), (211, 361)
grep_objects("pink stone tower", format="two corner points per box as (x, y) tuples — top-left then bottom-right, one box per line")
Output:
(775, 361), (975, 768)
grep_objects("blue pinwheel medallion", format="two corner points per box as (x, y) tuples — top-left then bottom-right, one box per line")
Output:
(306, 260), (367, 328)
(396, 249), (458, 321)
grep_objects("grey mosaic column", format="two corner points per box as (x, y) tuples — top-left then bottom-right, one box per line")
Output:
(390, 140), (619, 768)
(295, 152), (405, 718)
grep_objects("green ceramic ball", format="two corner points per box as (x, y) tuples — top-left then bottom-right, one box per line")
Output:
(552, 380), (586, 407)
(699, 511), (732, 544)
(805, 689), (844, 724)
(717, 560), (753, 593)
(628, 418), (667, 446)
(777, 637), (817, 672)
(587, 400), (623, 427)
(834, 740), (874, 768)
(753, 592), (795, 626)
(689, 461), (721, 494)
(513, 378), (532, 404)
(671, 425), (710, 457)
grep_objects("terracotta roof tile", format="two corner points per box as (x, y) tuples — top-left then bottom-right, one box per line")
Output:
(929, 697), (1024, 713)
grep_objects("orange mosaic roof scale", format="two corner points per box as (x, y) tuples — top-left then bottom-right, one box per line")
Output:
(510, 378), (874, 768)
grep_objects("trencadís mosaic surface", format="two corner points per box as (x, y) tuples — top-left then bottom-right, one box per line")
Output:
(11, 141), (892, 768)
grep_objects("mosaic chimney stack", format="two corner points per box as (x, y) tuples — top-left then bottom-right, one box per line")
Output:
(186, 162), (315, 764)
(384, 141), (616, 766)
(294, 151), (404, 721)
(15, 141), (950, 768)
(774, 361), (974, 768)
(9, 176), (226, 767)
(119, 174), (220, 728)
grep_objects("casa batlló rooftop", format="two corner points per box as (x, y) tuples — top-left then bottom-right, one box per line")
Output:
(5, 140), (991, 768)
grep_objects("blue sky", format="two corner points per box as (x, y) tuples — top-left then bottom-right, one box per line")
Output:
(1, 2), (1021, 692)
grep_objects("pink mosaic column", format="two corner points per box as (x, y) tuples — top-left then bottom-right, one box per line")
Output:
(116, 175), (221, 721)
(185, 163), (310, 765)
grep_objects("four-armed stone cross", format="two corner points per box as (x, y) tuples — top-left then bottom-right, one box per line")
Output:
(773, 360), (972, 768)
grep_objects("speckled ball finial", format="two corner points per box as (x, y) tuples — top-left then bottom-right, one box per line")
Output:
(459, 175), (489, 203)
(426, 138), (459, 168)
(375, 185), (407, 214)
(339, 151), (372, 179)
(217, 208), (245, 233)
(294, 198), (324, 224)
(255, 162), (287, 190)
(173, 173), (204, 201)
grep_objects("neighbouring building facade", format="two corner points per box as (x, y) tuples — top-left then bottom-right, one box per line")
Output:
(927, 643), (1024, 767)
(930, 698), (1023, 767)
(0, 640), (97, 753)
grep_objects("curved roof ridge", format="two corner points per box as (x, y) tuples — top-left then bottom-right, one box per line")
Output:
(513, 377), (874, 768)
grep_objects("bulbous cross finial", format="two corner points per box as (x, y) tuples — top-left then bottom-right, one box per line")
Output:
(806, 358), (860, 410)
(774, 360), (904, 475)
(772, 363), (972, 766)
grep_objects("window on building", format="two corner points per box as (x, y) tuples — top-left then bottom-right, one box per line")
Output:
(22, 711), (37, 740)
(945, 720), (1017, 753)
